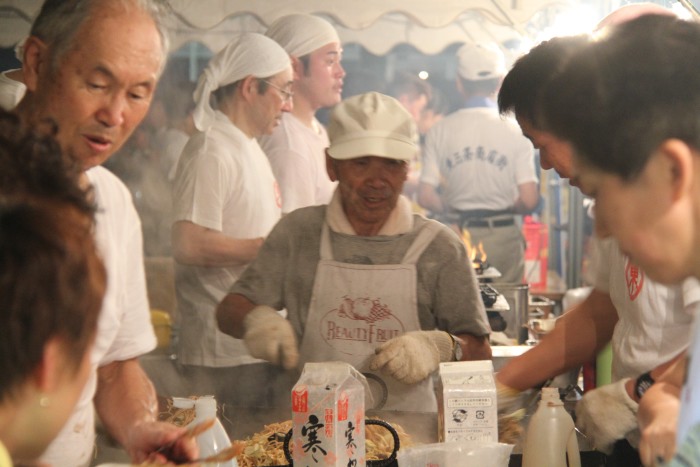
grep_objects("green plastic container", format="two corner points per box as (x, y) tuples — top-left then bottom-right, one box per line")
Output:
(596, 342), (613, 387)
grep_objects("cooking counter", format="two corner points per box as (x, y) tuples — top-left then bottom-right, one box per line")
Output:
(212, 404), (605, 467)
(122, 354), (607, 467)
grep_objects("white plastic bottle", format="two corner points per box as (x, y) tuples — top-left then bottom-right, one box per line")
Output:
(173, 396), (237, 467)
(522, 387), (581, 467)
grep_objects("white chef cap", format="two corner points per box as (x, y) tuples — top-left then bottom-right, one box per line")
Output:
(327, 92), (417, 162)
(456, 42), (506, 81)
(265, 14), (340, 58)
(192, 32), (291, 131)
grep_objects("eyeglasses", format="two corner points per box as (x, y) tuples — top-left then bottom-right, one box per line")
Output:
(261, 80), (294, 103)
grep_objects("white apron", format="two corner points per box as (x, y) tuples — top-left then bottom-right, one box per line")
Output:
(298, 220), (442, 412)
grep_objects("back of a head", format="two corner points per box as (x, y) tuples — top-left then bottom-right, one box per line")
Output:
(498, 35), (589, 125)
(327, 92), (417, 162)
(265, 13), (340, 58)
(0, 199), (105, 403)
(158, 79), (197, 126)
(0, 110), (93, 215)
(456, 41), (506, 81)
(596, 2), (677, 29)
(541, 15), (700, 180)
(456, 41), (506, 96)
(30, 0), (170, 72)
(388, 71), (432, 103)
(425, 86), (450, 116)
(0, 109), (104, 402)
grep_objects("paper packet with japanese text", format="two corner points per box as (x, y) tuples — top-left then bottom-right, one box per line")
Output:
(292, 361), (368, 466)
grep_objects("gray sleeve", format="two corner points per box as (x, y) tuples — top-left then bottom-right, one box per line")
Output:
(416, 227), (490, 336)
(229, 217), (291, 309)
(229, 207), (324, 339)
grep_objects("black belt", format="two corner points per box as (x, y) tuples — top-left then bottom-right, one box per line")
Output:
(457, 209), (513, 218)
(463, 218), (515, 228)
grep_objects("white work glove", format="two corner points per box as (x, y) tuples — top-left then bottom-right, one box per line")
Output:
(243, 305), (299, 370)
(575, 378), (638, 455)
(369, 330), (453, 384)
(496, 377), (523, 415)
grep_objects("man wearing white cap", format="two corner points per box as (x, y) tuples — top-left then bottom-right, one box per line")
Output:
(418, 42), (539, 284)
(171, 32), (293, 405)
(260, 13), (345, 214)
(217, 92), (491, 412)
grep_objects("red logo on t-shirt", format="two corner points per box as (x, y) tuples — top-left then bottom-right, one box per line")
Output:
(273, 181), (282, 209)
(626, 261), (644, 301)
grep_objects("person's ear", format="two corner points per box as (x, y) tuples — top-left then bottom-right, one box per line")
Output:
(455, 77), (464, 96)
(31, 337), (64, 394)
(22, 36), (48, 92)
(659, 139), (694, 202)
(326, 151), (338, 182)
(291, 56), (303, 82)
(240, 75), (259, 102)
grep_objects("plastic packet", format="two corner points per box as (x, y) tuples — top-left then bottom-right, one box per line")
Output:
(396, 441), (513, 467)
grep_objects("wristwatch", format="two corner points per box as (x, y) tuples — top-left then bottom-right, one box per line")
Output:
(634, 372), (655, 400)
(448, 333), (463, 361)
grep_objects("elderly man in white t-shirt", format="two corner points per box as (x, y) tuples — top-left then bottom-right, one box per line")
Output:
(9, 0), (198, 464)
(259, 14), (345, 215)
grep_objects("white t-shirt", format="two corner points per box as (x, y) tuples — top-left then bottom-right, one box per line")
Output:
(154, 126), (190, 181)
(420, 107), (537, 211)
(592, 237), (698, 380)
(259, 112), (336, 214)
(678, 316), (700, 448)
(172, 111), (282, 367)
(0, 69), (26, 111)
(41, 166), (156, 467)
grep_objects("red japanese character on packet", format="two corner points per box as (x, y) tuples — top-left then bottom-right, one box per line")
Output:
(292, 362), (370, 466)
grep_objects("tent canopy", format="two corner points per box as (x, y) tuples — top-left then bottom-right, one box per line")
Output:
(1, 0), (573, 55)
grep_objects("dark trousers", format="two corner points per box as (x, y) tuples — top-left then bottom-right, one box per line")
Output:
(606, 439), (642, 467)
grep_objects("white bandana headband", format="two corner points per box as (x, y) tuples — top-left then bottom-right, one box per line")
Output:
(265, 14), (340, 57)
(192, 32), (291, 131)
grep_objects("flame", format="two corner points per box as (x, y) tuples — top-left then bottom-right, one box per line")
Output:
(462, 230), (487, 262)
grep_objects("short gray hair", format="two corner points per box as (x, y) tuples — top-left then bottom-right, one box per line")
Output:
(30, 0), (170, 74)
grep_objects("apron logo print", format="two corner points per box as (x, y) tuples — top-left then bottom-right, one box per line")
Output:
(320, 296), (405, 355)
(339, 296), (392, 323)
(626, 260), (644, 301)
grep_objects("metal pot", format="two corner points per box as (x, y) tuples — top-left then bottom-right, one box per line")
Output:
(490, 282), (529, 344)
(528, 295), (556, 318)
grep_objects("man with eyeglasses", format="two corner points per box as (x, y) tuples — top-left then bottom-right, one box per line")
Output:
(260, 14), (345, 215)
(171, 33), (293, 407)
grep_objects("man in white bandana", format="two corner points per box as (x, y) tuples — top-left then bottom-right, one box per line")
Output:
(217, 92), (491, 412)
(260, 14), (345, 214)
(171, 33), (293, 406)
